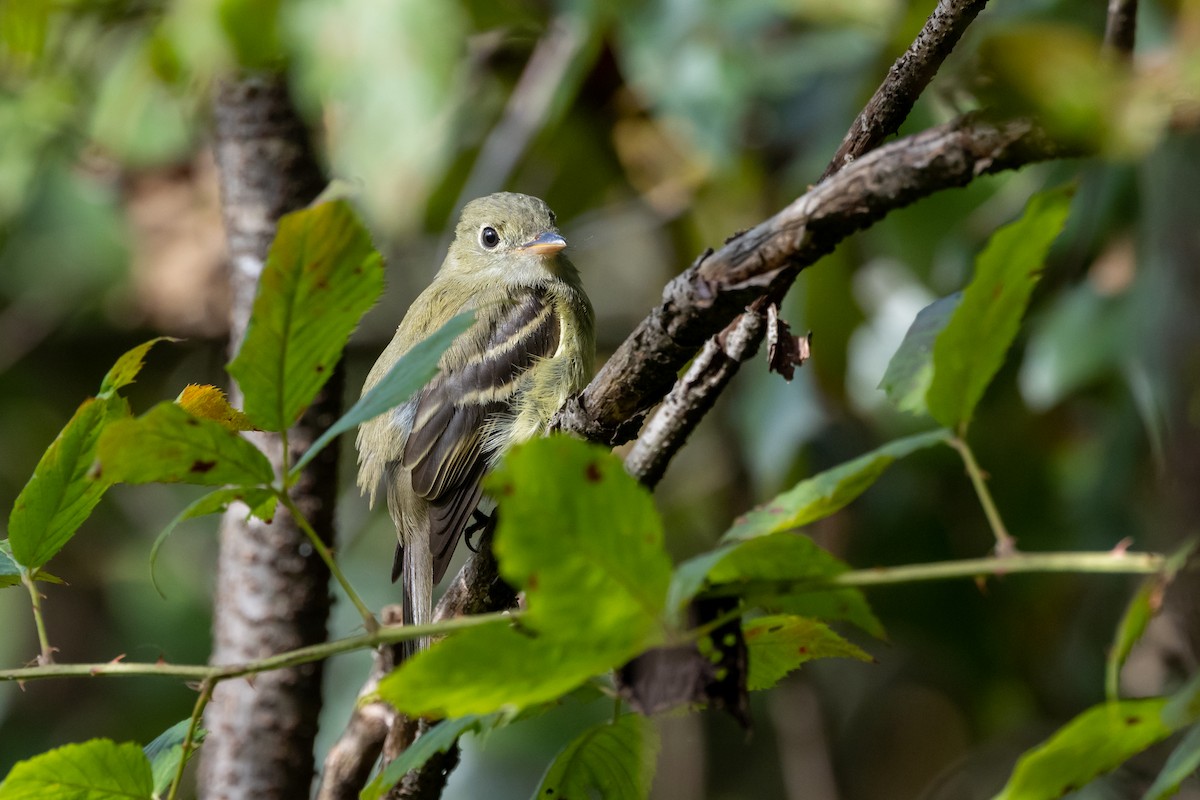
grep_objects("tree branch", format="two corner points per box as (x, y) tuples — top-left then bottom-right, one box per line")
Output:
(555, 114), (1066, 447)
(1103, 0), (1138, 57)
(821, 0), (991, 181)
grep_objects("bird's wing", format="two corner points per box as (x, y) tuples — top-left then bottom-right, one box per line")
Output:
(400, 284), (561, 583)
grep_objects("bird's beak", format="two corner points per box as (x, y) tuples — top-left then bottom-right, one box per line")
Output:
(517, 231), (567, 255)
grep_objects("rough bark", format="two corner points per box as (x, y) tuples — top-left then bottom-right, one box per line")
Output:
(200, 74), (336, 800)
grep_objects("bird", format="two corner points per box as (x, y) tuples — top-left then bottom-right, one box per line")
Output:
(356, 192), (595, 655)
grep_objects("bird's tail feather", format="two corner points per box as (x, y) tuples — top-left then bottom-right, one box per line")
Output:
(400, 535), (433, 661)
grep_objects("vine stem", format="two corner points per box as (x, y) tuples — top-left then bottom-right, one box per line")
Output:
(701, 549), (1165, 600)
(949, 434), (1017, 554)
(22, 571), (54, 665)
(276, 490), (379, 633)
(0, 611), (512, 683)
(166, 677), (215, 800)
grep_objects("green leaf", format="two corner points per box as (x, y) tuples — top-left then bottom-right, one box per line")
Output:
(927, 185), (1074, 430)
(289, 310), (473, 477)
(723, 429), (949, 542)
(377, 619), (626, 717)
(8, 394), (129, 570)
(669, 533), (883, 639)
(379, 438), (675, 718)
(534, 715), (660, 800)
(97, 402), (274, 488)
(879, 294), (961, 415)
(143, 720), (205, 799)
(489, 437), (672, 649)
(994, 677), (1200, 800)
(227, 199), (384, 432)
(744, 614), (873, 691)
(99, 337), (176, 398)
(361, 716), (486, 800)
(0, 541), (20, 588)
(1106, 578), (1160, 702)
(148, 487), (275, 598)
(1142, 723), (1200, 800)
(0, 739), (153, 799)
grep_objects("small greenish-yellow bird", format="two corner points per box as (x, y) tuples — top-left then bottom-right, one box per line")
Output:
(356, 192), (595, 653)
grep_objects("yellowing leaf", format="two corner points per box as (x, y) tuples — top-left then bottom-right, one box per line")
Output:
(177, 384), (256, 431)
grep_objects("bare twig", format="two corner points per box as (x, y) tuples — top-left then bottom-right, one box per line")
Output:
(623, 300), (767, 488)
(821, 0), (990, 181)
(456, 14), (593, 205)
(1103, 0), (1138, 57)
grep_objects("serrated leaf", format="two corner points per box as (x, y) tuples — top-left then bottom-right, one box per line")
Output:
(1142, 722), (1200, 800)
(379, 439), (674, 719)
(99, 337), (177, 398)
(97, 402), (274, 488)
(148, 487), (275, 597)
(744, 614), (872, 691)
(879, 294), (961, 415)
(994, 699), (1172, 800)
(227, 200), (384, 432)
(176, 385), (255, 432)
(723, 429), (949, 542)
(534, 715), (660, 800)
(8, 394), (129, 570)
(489, 437), (672, 649)
(361, 716), (486, 800)
(377, 619), (625, 717)
(0, 738), (153, 799)
(143, 720), (204, 799)
(289, 310), (473, 477)
(670, 532), (882, 638)
(928, 186), (1074, 430)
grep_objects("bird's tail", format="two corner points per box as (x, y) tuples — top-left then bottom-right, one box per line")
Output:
(400, 534), (433, 661)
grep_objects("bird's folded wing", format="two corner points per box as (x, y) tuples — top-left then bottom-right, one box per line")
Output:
(401, 285), (562, 582)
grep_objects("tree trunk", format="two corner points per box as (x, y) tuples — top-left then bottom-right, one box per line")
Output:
(199, 74), (337, 800)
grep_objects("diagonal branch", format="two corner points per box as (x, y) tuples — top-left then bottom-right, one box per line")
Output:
(821, 0), (991, 181)
(554, 114), (1066, 447)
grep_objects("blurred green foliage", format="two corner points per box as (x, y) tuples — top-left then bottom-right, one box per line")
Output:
(2, 0), (1200, 798)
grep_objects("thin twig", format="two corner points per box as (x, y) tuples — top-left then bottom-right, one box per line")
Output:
(167, 678), (215, 800)
(0, 612), (512, 684)
(821, 0), (991, 181)
(22, 571), (54, 665)
(949, 435), (1017, 555)
(278, 491), (379, 633)
(1103, 0), (1138, 57)
(623, 302), (767, 487)
(456, 13), (593, 205)
(700, 549), (1167, 599)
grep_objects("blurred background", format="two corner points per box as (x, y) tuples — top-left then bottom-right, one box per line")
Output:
(2, 0), (1199, 797)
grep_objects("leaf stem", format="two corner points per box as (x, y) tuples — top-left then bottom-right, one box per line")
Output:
(0, 611), (511, 683)
(167, 677), (215, 800)
(22, 571), (54, 665)
(277, 490), (379, 633)
(950, 435), (1017, 554)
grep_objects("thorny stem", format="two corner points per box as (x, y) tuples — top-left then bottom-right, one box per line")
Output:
(0, 611), (513, 683)
(700, 549), (1166, 600)
(950, 435), (1017, 555)
(23, 571), (54, 665)
(167, 678), (215, 800)
(277, 491), (379, 633)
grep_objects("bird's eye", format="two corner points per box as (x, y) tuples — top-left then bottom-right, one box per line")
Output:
(480, 226), (500, 249)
